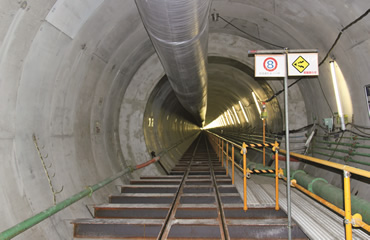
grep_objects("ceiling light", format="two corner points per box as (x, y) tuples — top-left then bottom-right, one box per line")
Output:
(227, 110), (235, 125)
(223, 113), (230, 125)
(330, 61), (345, 130)
(252, 92), (261, 115)
(232, 106), (241, 124)
(239, 101), (249, 122)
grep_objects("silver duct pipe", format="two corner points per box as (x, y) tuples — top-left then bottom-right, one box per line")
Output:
(135, 0), (210, 125)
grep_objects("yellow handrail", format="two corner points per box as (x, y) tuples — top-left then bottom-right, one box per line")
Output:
(206, 130), (370, 239)
(279, 149), (370, 178)
(207, 131), (280, 212)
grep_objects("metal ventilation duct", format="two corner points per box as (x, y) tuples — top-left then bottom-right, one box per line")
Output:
(135, 0), (210, 125)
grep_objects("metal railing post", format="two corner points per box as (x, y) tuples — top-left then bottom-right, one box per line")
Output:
(222, 140), (224, 167)
(263, 118), (266, 166)
(344, 170), (353, 240)
(226, 142), (229, 175)
(232, 145), (235, 185)
(219, 138), (221, 162)
(241, 142), (248, 211)
(274, 141), (280, 211)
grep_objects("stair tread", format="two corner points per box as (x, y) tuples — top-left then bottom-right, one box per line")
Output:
(72, 218), (165, 225)
(114, 193), (175, 197)
(226, 218), (289, 225)
(121, 184), (179, 188)
(94, 203), (172, 209)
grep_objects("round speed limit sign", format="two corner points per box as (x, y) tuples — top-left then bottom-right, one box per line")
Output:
(263, 57), (278, 72)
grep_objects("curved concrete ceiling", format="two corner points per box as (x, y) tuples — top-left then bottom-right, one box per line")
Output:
(0, 0), (369, 239)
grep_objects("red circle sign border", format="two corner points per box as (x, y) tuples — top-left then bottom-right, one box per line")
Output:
(263, 57), (278, 72)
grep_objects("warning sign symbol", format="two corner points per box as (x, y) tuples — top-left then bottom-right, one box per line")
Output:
(292, 56), (310, 73)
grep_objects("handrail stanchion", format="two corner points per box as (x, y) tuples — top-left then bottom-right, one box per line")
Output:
(273, 141), (280, 211)
(343, 170), (353, 240)
(226, 142), (229, 175)
(241, 142), (248, 211)
(222, 140), (224, 167)
(219, 138), (221, 162)
(263, 118), (266, 166)
(232, 144), (235, 185)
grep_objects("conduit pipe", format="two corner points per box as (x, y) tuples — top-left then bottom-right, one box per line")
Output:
(289, 170), (370, 224)
(135, 0), (210, 125)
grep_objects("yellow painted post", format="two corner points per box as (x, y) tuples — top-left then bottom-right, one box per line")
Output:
(343, 170), (353, 240)
(222, 140), (224, 167)
(232, 145), (235, 185)
(263, 119), (266, 166)
(226, 142), (229, 175)
(241, 142), (248, 211)
(274, 141), (280, 210)
(218, 138), (221, 162)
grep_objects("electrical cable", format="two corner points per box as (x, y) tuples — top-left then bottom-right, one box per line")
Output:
(262, 8), (370, 103)
(326, 130), (345, 161)
(316, 76), (334, 115)
(318, 123), (370, 138)
(217, 15), (285, 49)
(352, 126), (370, 136)
(348, 123), (370, 130)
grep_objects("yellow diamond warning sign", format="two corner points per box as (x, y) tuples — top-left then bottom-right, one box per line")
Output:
(292, 56), (309, 73)
(288, 53), (318, 76)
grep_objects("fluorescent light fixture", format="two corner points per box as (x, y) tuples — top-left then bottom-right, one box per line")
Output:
(224, 113), (230, 125)
(220, 115), (224, 126)
(227, 110), (235, 125)
(330, 61), (346, 130)
(252, 92), (261, 115)
(232, 106), (241, 124)
(239, 101), (249, 123)
(221, 117), (226, 126)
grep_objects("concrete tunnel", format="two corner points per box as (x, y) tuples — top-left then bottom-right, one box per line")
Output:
(0, 0), (370, 239)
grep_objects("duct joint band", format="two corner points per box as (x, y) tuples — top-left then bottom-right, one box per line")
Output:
(291, 170), (305, 180)
(308, 178), (328, 192)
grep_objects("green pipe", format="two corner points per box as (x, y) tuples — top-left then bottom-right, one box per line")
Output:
(0, 132), (199, 240)
(313, 145), (370, 158)
(315, 140), (370, 149)
(316, 135), (370, 141)
(313, 151), (370, 166)
(290, 170), (370, 224)
(0, 168), (132, 240)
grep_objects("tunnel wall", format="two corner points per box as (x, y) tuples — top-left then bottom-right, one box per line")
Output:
(0, 0), (369, 239)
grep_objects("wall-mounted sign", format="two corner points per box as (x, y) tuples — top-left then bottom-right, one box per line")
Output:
(255, 54), (286, 77)
(287, 53), (319, 76)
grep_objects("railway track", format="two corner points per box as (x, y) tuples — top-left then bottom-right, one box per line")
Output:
(72, 134), (307, 239)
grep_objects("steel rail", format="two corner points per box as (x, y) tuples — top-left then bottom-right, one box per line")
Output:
(205, 137), (230, 240)
(158, 135), (202, 239)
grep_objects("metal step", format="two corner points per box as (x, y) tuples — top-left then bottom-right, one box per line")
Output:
(72, 218), (163, 239)
(94, 204), (170, 219)
(73, 136), (309, 239)
(109, 193), (175, 204)
(121, 185), (178, 193)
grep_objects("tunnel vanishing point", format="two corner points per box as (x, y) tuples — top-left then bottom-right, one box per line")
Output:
(0, 0), (370, 239)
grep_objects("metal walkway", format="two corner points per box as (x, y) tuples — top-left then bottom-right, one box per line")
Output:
(72, 135), (307, 239)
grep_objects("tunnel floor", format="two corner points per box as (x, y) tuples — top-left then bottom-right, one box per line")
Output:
(71, 135), (307, 239)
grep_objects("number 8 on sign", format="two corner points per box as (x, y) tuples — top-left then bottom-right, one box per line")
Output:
(263, 57), (278, 72)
